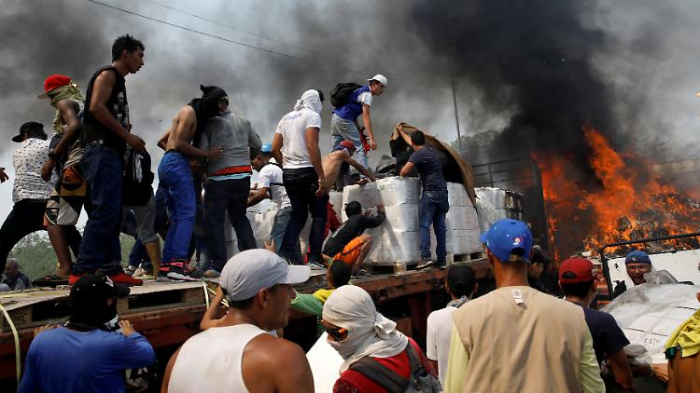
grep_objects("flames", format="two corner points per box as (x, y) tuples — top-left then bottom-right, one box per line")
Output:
(534, 126), (700, 260)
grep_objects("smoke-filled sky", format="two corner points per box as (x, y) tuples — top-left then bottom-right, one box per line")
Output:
(1, 0), (699, 221)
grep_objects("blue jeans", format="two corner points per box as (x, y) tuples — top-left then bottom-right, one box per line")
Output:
(206, 177), (256, 272)
(73, 144), (123, 275)
(271, 206), (301, 259)
(281, 168), (328, 264)
(331, 114), (368, 169)
(159, 152), (196, 263)
(419, 190), (449, 263)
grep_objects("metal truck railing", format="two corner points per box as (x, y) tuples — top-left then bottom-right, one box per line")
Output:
(599, 231), (700, 299)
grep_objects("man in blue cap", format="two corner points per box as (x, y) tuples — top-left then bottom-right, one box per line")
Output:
(445, 218), (604, 393)
(613, 250), (653, 298)
(249, 143), (294, 256)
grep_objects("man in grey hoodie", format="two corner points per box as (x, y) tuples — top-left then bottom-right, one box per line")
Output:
(199, 105), (261, 276)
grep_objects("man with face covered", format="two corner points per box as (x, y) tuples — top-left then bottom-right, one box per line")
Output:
(613, 250), (653, 297)
(19, 275), (155, 393)
(271, 89), (327, 266)
(322, 285), (438, 392)
(158, 85), (226, 281)
(198, 92), (261, 277)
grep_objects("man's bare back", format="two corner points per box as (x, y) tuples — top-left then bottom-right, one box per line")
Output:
(165, 105), (222, 160)
(321, 149), (376, 191)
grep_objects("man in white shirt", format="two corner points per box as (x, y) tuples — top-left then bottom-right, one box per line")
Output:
(271, 89), (327, 266)
(425, 263), (476, 387)
(0, 122), (54, 276)
(249, 143), (297, 258)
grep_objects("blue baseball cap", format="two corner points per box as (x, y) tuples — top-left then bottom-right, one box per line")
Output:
(479, 218), (533, 263)
(261, 143), (273, 154)
(625, 250), (651, 265)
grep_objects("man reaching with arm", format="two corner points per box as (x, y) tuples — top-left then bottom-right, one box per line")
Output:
(157, 85), (226, 282)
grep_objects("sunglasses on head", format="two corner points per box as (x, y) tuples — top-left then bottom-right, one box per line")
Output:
(324, 326), (348, 342)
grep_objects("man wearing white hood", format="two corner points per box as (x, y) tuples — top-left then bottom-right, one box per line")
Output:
(322, 286), (439, 392)
(272, 89), (328, 266)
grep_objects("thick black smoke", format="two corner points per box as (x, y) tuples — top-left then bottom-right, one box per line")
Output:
(411, 0), (616, 175)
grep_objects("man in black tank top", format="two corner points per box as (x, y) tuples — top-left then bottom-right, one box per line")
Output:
(71, 35), (146, 287)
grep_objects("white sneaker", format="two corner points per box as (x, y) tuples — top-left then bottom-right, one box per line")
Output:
(167, 271), (199, 282)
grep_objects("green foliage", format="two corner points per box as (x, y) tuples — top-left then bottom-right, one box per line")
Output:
(8, 231), (137, 280)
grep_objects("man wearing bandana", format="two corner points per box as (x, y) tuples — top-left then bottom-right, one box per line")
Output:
(19, 275), (155, 393)
(271, 89), (327, 266)
(322, 286), (438, 392)
(158, 85), (226, 281)
(198, 90), (261, 277)
(36, 74), (86, 286)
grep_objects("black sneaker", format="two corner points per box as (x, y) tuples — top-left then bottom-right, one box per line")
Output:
(417, 258), (435, 270)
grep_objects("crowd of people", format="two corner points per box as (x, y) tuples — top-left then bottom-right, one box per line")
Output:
(5, 34), (699, 392)
(1, 33), (453, 288)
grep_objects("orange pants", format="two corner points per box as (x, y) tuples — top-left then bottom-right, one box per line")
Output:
(333, 236), (367, 266)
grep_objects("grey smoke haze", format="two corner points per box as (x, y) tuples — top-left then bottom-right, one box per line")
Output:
(1, 0), (699, 222)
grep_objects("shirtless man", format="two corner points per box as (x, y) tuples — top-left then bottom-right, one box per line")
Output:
(318, 140), (376, 195)
(162, 249), (314, 393)
(157, 85), (226, 281)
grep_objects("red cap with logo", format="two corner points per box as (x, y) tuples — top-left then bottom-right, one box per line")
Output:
(38, 75), (72, 98)
(559, 257), (595, 284)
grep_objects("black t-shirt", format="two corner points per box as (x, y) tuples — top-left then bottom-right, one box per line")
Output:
(323, 213), (385, 256)
(577, 304), (630, 365)
(82, 66), (129, 153)
(408, 146), (447, 192)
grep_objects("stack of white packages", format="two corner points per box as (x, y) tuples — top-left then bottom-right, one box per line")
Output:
(475, 187), (508, 233)
(329, 191), (343, 221)
(342, 177), (421, 265)
(225, 206), (278, 257)
(429, 182), (482, 256)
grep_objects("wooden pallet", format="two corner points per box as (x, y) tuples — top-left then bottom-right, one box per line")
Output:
(0, 281), (214, 332)
(452, 252), (487, 263)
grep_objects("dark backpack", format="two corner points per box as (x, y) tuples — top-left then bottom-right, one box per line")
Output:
(122, 149), (154, 206)
(348, 343), (442, 393)
(330, 82), (362, 108)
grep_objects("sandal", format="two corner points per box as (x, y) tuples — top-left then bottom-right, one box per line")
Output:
(33, 274), (69, 287)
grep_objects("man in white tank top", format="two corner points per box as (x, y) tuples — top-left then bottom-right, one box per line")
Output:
(162, 249), (314, 393)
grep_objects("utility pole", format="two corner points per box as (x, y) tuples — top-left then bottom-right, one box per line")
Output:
(452, 77), (463, 154)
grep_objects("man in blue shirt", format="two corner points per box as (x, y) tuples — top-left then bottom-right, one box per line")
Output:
(19, 275), (155, 393)
(399, 130), (449, 269)
(330, 75), (387, 172)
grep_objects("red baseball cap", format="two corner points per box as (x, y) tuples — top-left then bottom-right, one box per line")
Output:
(559, 257), (595, 284)
(38, 75), (72, 98)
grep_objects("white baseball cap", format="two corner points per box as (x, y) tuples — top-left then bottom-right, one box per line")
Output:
(220, 249), (310, 301)
(368, 74), (388, 86)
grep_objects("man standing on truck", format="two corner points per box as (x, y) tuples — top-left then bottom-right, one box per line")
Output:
(157, 85), (226, 281)
(559, 257), (636, 391)
(399, 130), (449, 269)
(613, 250), (653, 297)
(445, 218), (605, 393)
(330, 75), (387, 174)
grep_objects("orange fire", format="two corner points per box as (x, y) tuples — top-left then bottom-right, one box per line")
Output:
(534, 126), (700, 261)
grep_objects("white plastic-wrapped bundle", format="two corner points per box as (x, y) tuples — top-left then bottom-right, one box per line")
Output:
(428, 227), (483, 256)
(342, 183), (380, 220)
(381, 205), (420, 232)
(475, 187), (508, 233)
(447, 182), (473, 208)
(445, 206), (479, 232)
(376, 177), (421, 206)
(362, 225), (422, 266)
(329, 191), (343, 221)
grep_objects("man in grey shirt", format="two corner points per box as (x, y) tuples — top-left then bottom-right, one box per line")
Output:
(199, 110), (261, 276)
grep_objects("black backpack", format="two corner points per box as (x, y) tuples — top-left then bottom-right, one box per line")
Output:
(330, 82), (362, 108)
(122, 149), (154, 206)
(348, 343), (442, 393)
